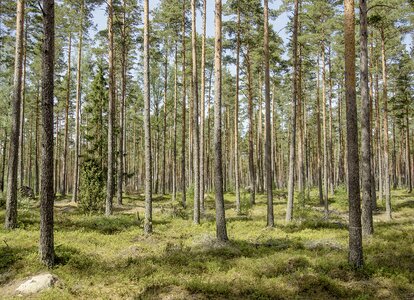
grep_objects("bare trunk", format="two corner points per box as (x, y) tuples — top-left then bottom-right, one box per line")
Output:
(39, 0), (55, 267)
(381, 29), (392, 220)
(234, 5), (241, 214)
(181, 0), (187, 208)
(286, 0), (299, 222)
(72, 4), (83, 203)
(345, 0), (363, 267)
(247, 48), (255, 205)
(191, 0), (200, 224)
(200, 0), (206, 213)
(213, 0), (228, 242)
(61, 32), (71, 196)
(106, 0), (115, 216)
(360, 0), (373, 235)
(321, 40), (329, 216)
(143, 0), (152, 234)
(5, 0), (24, 229)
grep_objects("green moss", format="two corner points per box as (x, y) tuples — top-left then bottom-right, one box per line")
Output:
(0, 189), (413, 299)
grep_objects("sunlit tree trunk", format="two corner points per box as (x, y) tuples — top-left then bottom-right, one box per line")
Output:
(214, 0), (228, 242)
(360, 0), (373, 235)
(286, 0), (299, 223)
(200, 0), (207, 213)
(345, 0), (363, 268)
(181, 0), (187, 208)
(5, 0), (24, 229)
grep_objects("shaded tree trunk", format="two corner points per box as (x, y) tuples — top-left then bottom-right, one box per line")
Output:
(61, 32), (71, 196)
(344, 0), (363, 268)
(143, 0), (152, 234)
(181, 0), (187, 208)
(359, 0), (373, 236)
(381, 29), (392, 220)
(286, 0), (299, 223)
(247, 47), (255, 205)
(214, 0), (228, 242)
(40, 0), (55, 267)
(200, 0), (206, 213)
(191, 0), (200, 224)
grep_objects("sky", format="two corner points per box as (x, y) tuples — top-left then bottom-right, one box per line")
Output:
(92, 0), (291, 45)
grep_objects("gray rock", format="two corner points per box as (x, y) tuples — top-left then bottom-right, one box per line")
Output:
(15, 273), (58, 295)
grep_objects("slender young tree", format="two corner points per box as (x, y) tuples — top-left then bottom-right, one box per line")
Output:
(380, 29), (392, 220)
(344, 0), (363, 268)
(191, 0), (200, 224)
(360, 0), (373, 235)
(181, 0), (187, 208)
(5, 0), (24, 230)
(200, 0), (206, 213)
(214, 0), (228, 242)
(106, 0), (115, 216)
(286, 0), (299, 222)
(234, 3), (241, 214)
(264, 0), (274, 227)
(72, 1), (84, 203)
(61, 32), (71, 196)
(143, 0), (153, 234)
(40, 0), (55, 267)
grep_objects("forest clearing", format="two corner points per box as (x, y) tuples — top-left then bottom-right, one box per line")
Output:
(1, 0), (413, 298)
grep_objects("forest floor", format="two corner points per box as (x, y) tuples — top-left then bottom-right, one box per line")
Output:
(1, 188), (413, 299)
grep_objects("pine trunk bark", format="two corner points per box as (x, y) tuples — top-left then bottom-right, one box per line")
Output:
(234, 4), (241, 214)
(359, 0), (373, 235)
(61, 32), (71, 196)
(286, 0), (299, 222)
(247, 48), (255, 205)
(191, 0), (200, 224)
(214, 0), (228, 242)
(200, 0), (206, 213)
(5, 0), (24, 229)
(106, 0), (115, 216)
(143, 0), (153, 234)
(181, 1), (187, 208)
(39, 0), (55, 267)
(381, 29), (392, 220)
(345, 0), (363, 268)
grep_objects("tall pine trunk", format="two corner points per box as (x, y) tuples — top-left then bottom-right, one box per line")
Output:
(214, 0), (228, 242)
(234, 4), (241, 214)
(181, 1), (187, 208)
(61, 32), (71, 196)
(143, 0), (153, 234)
(5, 0), (24, 229)
(200, 0), (206, 213)
(286, 0), (299, 223)
(344, 0), (363, 268)
(360, 0), (373, 235)
(191, 0), (200, 224)
(40, 0), (55, 267)
(72, 3), (83, 203)
(381, 29), (392, 220)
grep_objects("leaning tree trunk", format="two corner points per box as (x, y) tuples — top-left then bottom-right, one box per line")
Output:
(214, 0), (228, 242)
(5, 0), (24, 230)
(191, 0), (200, 224)
(344, 0), (363, 268)
(143, 0), (153, 234)
(286, 0), (299, 223)
(40, 0), (55, 268)
(359, 0), (373, 235)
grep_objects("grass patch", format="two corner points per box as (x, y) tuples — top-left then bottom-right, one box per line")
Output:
(0, 189), (413, 299)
